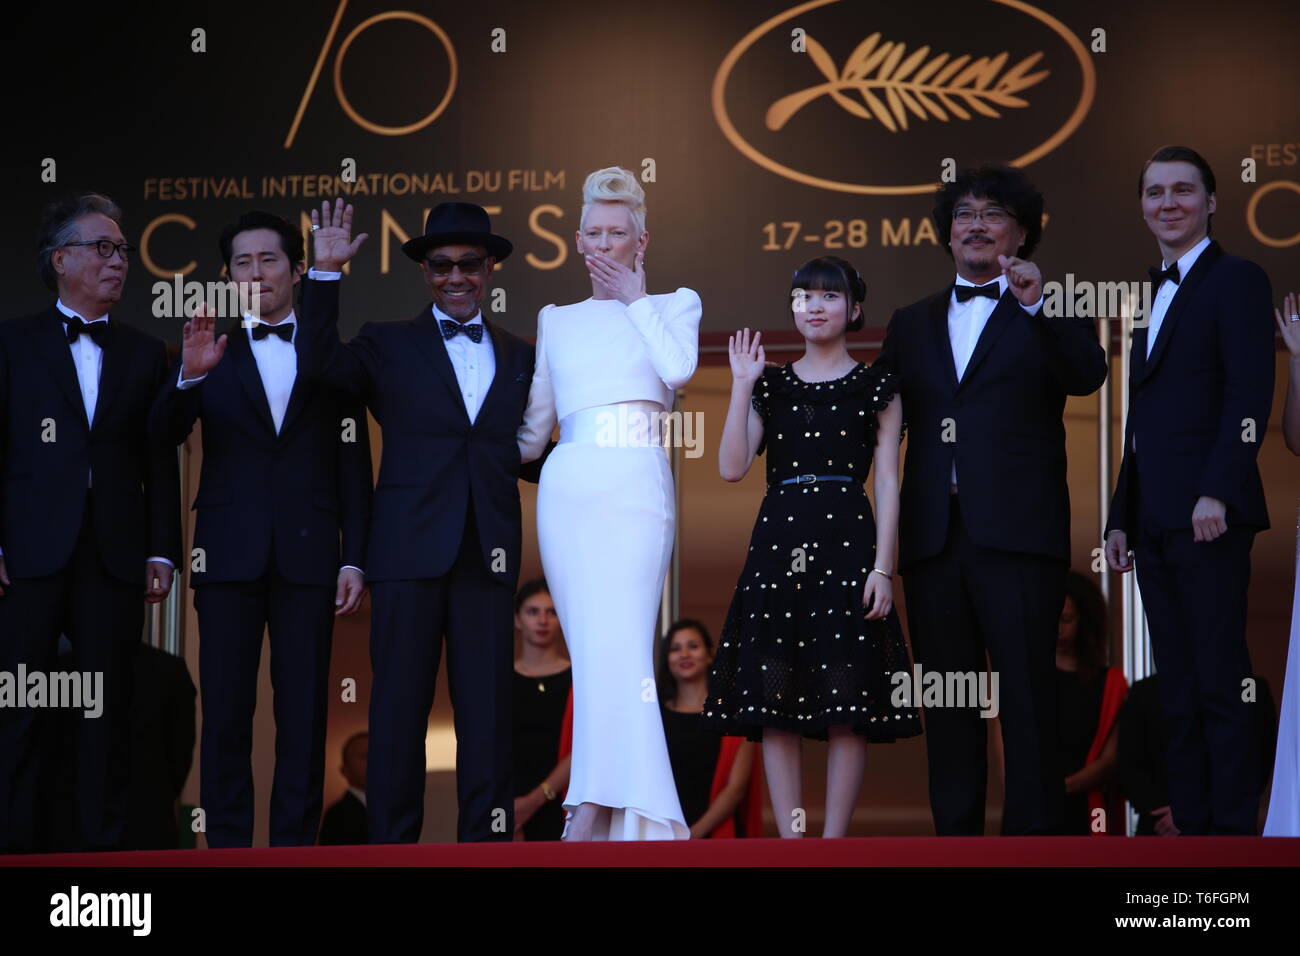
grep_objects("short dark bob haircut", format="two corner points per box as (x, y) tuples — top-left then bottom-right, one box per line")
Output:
(789, 255), (867, 332)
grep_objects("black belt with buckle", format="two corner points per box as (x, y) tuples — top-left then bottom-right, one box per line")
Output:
(774, 474), (856, 487)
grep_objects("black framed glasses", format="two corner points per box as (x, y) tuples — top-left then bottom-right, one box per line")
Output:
(424, 255), (488, 277)
(952, 207), (1010, 226)
(64, 239), (135, 260)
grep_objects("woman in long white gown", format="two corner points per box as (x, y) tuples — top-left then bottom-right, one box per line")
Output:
(517, 167), (700, 840)
(1265, 291), (1300, 836)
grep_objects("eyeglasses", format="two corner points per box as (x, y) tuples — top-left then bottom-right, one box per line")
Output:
(952, 207), (1010, 226)
(425, 255), (489, 277)
(63, 239), (135, 260)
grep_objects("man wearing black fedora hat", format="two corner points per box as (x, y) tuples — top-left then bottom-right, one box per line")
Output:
(295, 198), (545, 843)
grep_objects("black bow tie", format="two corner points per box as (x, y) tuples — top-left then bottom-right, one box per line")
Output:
(251, 321), (294, 342)
(65, 316), (110, 345)
(954, 282), (1001, 303)
(1148, 263), (1180, 287)
(440, 319), (484, 343)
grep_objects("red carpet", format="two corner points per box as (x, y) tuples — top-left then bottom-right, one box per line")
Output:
(5, 836), (1297, 867)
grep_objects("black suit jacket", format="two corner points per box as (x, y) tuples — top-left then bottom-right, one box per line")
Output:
(296, 277), (536, 583)
(878, 285), (1108, 571)
(1106, 242), (1273, 536)
(0, 307), (181, 581)
(149, 311), (372, 587)
(318, 789), (368, 845)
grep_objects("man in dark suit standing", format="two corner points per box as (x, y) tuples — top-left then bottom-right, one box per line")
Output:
(0, 193), (181, 852)
(297, 199), (543, 843)
(878, 166), (1108, 835)
(1105, 146), (1275, 835)
(149, 211), (372, 848)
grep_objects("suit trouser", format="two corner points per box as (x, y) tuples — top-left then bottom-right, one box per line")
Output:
(902, 494), (1066, 836)
(367, 507), (514, 843)
(195, 567), (335, 848)
(1132, 523), (1259, 834)
(0, 497), (142, 852)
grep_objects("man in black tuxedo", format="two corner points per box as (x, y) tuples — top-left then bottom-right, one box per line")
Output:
(0, 193), (181, 852)
(878, 166), (1108, 835)
(149, 211), (372, 848)
(297, 200), (544, 843)
(1105, 146), (1275, 835)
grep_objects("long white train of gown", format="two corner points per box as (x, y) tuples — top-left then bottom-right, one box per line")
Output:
(538, 402), (689, 840)
(1264, 502), (1300, 836)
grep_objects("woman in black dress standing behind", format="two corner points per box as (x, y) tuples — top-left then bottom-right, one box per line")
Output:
(705, 256), (921, 838)
(511, 580), (571, 840)
(659, 620), (759, 837)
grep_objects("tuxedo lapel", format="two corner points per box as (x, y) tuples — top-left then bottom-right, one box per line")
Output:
(927, 290), (959, 392)
(1129, 322), (1149, 385)
(227, 324), (278, 435)
(90, 321), (127, 430)
(413, 309), (471, 422)
(32, 308), (89, 429)
(1138, 241), (1222, 385)
(956, 290), (1018, 391)
(475, 321), (511, 419)
(279, 337), (312, 437)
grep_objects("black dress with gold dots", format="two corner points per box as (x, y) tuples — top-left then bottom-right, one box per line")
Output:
(704, 362), (922, 743)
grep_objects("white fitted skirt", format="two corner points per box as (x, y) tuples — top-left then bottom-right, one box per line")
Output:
(537, 401), (689, 840)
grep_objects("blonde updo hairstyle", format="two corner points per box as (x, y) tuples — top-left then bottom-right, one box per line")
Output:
(579, 166), (647, 236)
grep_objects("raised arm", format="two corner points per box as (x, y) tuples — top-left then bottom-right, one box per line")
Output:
(624, 287), (702, 390)
(517, 305), (557, 463)
(586, 251), (701, 389)
(1002, 255), (1107, 396)
(148, 304), (227, 446)
(1030, 306), (1110, 396)
(297, 199), (374, 399)
(718, 329), (766, 482)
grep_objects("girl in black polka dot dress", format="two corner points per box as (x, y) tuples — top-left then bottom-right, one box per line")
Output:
(704, 256), (921, 837)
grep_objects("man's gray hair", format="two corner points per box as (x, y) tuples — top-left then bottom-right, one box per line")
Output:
(37, 193), (123, 292)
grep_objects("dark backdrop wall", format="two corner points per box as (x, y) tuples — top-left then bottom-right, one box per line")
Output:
(5, 0), (1294, 840)
(2, 0), (1296, 339)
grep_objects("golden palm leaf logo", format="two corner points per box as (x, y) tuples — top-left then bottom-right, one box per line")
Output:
(767, 32), (1049, 132)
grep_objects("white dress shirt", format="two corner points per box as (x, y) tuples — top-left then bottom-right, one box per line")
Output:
(56, 299), (108, 425)
(947, 275), (1044, 489)
(1146, 235), (1210, 358)
(434, 306), (494, 423)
